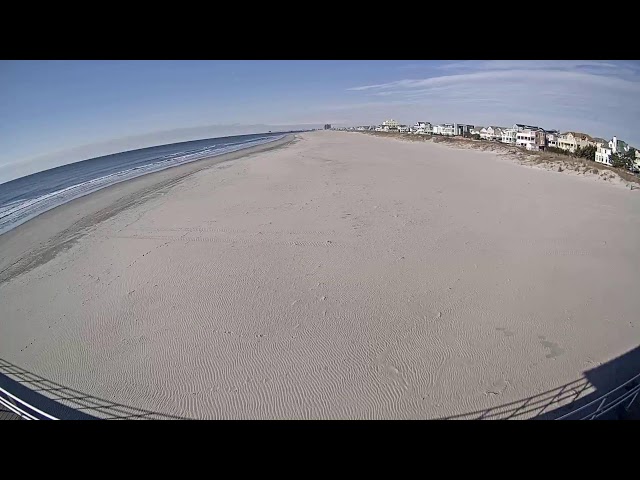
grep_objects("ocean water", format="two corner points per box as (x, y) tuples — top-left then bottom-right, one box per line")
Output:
(0, 132), (287, 236)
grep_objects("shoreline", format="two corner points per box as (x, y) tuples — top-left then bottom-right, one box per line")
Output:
(0, 133), (290, 237)
(1, 131), (638, 419)
(0, 134), (295, 286)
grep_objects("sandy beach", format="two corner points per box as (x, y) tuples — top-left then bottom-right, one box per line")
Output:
(1, 130), (639, 419)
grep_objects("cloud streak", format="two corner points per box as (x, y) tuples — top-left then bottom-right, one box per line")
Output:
(343, 61), (640, 146)
(435, 60), (620, 72)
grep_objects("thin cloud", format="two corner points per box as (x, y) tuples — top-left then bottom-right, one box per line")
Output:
(436, 60), (619, 72)
(318, 100), (415, 111)
(342, 62), (640, 146)
(349, 69), (640, 93)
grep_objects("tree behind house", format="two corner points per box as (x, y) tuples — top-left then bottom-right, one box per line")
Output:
(622, 148), (637, 171)
(611, 153), (627, 169)
(576, 145), (596, 161)
(547, 146), (569, 155)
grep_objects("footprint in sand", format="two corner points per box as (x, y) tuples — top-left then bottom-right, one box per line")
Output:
(496, 327), (515, 337)
(538, 336), (565, 359)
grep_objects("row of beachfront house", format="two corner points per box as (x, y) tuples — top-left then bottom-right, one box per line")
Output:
(336, 120), (638, 171)
(370, 119), (638, 170)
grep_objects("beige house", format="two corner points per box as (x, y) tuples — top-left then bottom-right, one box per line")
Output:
(377, 119), (400, 132)
(480, 126), (503, 141)
(557, 132), (594, 153)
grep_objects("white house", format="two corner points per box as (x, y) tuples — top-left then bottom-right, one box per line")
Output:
(516, 130), (535, 150)
(609, 135), (629, 155)
(595, 144), (613, 165)
(596, 136), (632, 166)
(431, 124), (452, 135)
(398, 125), (409, 133)
(516, 129), (546, 151)
(412, 122), (432, 134)
(480, 126), (503, 141)
(446, 124), (456, 135)
(501, 128), (517, 145)
(470, 126), (484, 135)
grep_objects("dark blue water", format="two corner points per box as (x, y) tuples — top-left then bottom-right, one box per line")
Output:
(0, 132), (287, 235)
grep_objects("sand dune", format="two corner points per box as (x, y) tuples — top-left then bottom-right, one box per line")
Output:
(1, 131), (639, 419)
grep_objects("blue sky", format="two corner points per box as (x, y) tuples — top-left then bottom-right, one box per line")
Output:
(2, 60), (639, 183)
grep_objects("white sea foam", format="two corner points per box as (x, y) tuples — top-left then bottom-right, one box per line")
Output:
(0, 135), (284, 236)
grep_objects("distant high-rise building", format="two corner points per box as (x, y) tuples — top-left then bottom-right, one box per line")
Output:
(324, 124), (332, 130)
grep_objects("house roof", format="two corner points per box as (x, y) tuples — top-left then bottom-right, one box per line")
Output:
(515, 123), (541, 130)
(592, 137), (607, 144)
(562, 131), (594, 140)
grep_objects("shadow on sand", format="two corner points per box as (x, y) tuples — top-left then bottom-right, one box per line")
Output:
(0, 358), (187, 420)
(2, 347), (639, 420)
(441, 345), (640, 420)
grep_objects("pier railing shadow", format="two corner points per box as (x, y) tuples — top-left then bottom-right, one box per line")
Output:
(440, 345), (640, 420)
(0, 402), (23, 420)
(3, 346), (639, 420)
(0, 358), (187, 420)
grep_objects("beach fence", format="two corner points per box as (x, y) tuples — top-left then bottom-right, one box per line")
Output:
(0, 358), (183, 420)
(554, 371), (640, 420)
(0, 384), (61, 420)
(2, 355), (638, 420)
